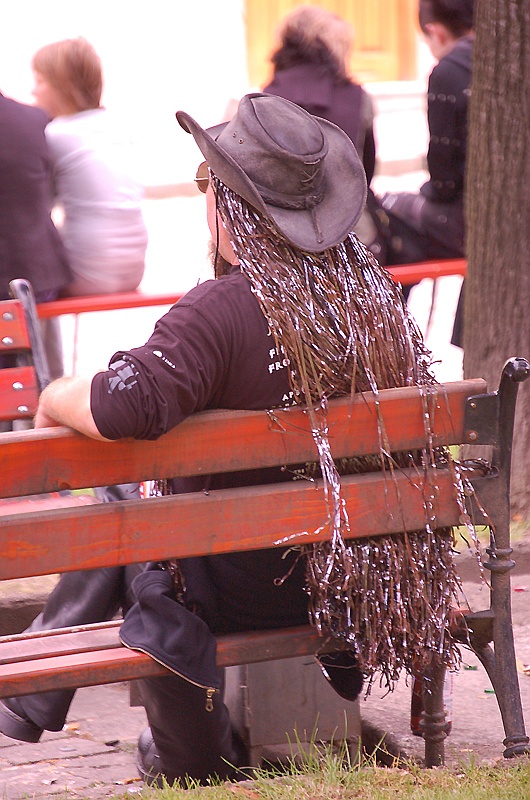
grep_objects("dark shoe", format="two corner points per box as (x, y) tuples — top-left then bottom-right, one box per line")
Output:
(135, 727), (165, 787)
(135, 726), (252, 787)
(0, 698), (43, 743)
(317, 650), (364, 702)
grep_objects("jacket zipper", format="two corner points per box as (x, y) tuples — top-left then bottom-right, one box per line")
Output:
(119, 636), (219, 712)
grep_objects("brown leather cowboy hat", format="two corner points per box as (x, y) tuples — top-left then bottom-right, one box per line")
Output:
(176, 93), (366, 253)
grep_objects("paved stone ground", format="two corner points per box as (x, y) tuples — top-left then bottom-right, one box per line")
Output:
(0, 683), (147, 799)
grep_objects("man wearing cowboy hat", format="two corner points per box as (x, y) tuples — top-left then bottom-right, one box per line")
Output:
(0, 94), (430, 785)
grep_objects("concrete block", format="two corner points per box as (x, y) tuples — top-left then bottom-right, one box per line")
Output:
(225, 655), (361, 766)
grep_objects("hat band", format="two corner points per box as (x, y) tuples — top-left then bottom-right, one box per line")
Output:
(252, 178), (325, 211)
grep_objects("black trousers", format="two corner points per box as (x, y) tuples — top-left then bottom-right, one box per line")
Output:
(15, 562), (242, 783)
(377, 191), (465, 306)
(12, 486), (362, 784)
(19, 564), (141, 731)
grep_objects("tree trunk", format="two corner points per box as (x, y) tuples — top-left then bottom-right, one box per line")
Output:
(464, 0), (530, 517)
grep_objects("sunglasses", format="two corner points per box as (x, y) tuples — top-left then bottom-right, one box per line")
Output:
(195, 161), (209, 193)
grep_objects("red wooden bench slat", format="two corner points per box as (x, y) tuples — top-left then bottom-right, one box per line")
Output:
(0, 299), (31, 348)
(0, 379), (486, 499)
(36, 292), (184, 319)
(0, 647), (167, 696)
(0, 366), (39, 421)
(0, 625), (336, 698)
(0, 622), (122, 663)
(0, 493), (99, 516)
(0, 466), (463, 581)
(387, 258), (467, 285)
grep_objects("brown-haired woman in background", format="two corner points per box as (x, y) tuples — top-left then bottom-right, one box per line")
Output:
(32, 38), (148, 297)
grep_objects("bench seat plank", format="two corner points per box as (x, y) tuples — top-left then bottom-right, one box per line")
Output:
(0, 467), (462, 581)
(0, 624), (334, 698)
(0, 493), (99, 516)
(0, 379), (486, 500)
(0, 647), (167, 696)
(0, 622), (123, 663)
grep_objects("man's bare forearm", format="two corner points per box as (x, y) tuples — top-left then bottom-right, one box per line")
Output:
(34, 375), (110, 440)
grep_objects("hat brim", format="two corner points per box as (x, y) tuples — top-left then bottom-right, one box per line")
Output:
(176, 108), (367, 253)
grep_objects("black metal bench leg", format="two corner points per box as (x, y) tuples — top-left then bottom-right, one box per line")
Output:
(473, 639), (530, 758)
(480, 542), (530, 757)
(421, 660), (446, 767)
(466, 358), (530, 758)
(486, 359), (529, 757)
(9, 279), (51, 391)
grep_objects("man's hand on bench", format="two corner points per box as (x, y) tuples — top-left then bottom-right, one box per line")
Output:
(35, 375), (108, 440)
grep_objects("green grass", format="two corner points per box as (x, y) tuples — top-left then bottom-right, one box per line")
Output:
(510, 517), (530, 544)
(453, 517), (529, 549)
(85, 745), (530, 800)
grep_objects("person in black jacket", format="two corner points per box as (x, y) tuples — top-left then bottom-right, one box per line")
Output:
(378, 0), (474, 307)
(0, 92), (71, 378)
(0, 92), (70, 303)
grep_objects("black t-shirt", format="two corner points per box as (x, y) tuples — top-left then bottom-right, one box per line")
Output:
(91, 269), (308, 632)
(91, 270), (294, 439)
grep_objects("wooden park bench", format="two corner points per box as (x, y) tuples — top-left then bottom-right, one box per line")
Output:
(0, 279), (51, 422)
(0, 346), (528, 768)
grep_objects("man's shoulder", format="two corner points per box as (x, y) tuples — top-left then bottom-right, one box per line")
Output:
(0, 94), (48, 129)
(177, 271), (252, 309)
(163, 271), (263, 342)
(432, 38), (473, 86)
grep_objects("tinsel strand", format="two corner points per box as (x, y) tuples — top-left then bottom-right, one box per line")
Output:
(212, 177), (481, 687)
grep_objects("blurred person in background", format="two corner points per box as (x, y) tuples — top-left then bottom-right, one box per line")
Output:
(262, 4), (384, 259)
(32, 37), (148, 297)
(0, 88), (71, 380)
(378, 0), (474, 316)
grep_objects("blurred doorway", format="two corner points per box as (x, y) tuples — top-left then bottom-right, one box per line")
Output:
(245, 0), (419, 88)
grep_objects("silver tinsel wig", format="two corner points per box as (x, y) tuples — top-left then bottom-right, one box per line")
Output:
(213, 176), (474, 689)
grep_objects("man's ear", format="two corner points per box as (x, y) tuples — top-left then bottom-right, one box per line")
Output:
(432, 21), (452, 45)
(423, 21), (453, 59)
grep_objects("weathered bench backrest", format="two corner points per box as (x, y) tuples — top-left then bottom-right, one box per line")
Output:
(0, 379), (486, 581)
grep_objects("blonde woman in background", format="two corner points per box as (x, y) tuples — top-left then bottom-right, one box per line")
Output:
(32, 38), (148, 297)
(263, 5), (382, 256)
